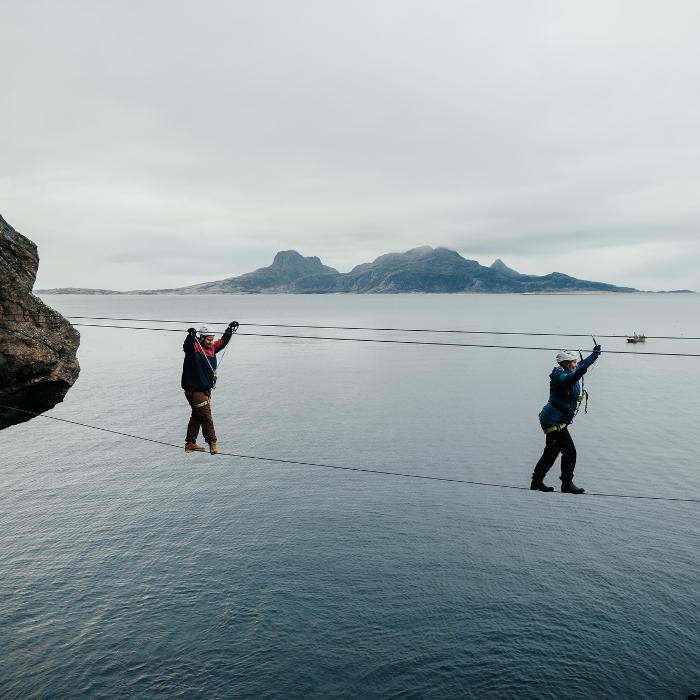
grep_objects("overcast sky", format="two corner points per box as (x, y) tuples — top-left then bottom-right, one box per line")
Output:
(2, 1), (700, 291)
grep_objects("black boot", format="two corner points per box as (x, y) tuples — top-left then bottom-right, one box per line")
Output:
(530, 479), (554, 492)
(561, 482), (585, 494)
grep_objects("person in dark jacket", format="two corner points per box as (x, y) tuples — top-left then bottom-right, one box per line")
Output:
(531, 345), (601, 494)
(182, 322), (238, 454)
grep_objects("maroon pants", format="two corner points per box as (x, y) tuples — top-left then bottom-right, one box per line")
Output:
(184, 391), (216, 444)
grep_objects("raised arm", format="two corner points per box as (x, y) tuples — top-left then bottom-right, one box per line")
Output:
(554, 347), (601, 389)
(183, 328), (197, 355)
(214, 321), (239, 353)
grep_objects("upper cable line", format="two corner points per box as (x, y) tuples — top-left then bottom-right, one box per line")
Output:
(2, 314), (699, 340)
(62, 322), (700, 357)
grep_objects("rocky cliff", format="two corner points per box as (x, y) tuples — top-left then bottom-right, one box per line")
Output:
(0, 215), (80, 430)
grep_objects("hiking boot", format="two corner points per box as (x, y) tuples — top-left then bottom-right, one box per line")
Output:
(209, 442), (219, 455)
(530, 480), (554, 492)
(561, 482), (585, 494)
(185, 442), (205, 453)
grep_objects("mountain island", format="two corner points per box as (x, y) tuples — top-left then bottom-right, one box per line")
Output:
(38, 246), (640, 295)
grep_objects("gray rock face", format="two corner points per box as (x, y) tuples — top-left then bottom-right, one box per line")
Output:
(0, 215), (80, 430)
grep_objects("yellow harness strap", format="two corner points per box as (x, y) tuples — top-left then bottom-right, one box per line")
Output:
(543, 423), (567, 434)
(193, 399), (210, 408)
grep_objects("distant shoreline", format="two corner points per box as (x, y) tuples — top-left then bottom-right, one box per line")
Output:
(36, 289), (696, 296)
(521, 291), (616, 295)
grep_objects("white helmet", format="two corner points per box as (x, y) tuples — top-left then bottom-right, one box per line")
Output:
(199, 325), (216, 337)
(556, 351), (577, 364)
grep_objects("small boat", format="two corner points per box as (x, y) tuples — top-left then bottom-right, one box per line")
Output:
(626, 332), (646, 343)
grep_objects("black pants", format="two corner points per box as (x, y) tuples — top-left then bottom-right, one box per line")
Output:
(532, 425), (576, 484)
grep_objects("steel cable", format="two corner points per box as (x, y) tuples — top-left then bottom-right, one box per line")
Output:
(1, 406), (698, 503)
(62, 322), (700, 357)
(1, 314), (699, 340)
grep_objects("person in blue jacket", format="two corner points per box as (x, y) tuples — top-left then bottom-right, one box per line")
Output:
(531, 345), (601, 494)
(182, 322), (238, 454)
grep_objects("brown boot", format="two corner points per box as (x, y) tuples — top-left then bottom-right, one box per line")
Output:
(209, 442), (219, 455)
(185, 442), (205, 453)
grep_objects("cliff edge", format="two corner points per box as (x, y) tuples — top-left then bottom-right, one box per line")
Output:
(0, 215), (80, 430)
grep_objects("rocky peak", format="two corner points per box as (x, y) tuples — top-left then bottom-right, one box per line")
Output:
(405, 245), (434, 256)
(272, 250), (328, 276)
(490, 258), (524, 278)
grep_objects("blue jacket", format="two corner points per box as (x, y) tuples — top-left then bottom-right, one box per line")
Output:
(181, 329), (232, 392)
(539, 352), (598, 426)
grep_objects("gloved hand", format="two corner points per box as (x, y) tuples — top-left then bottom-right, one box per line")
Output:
(187, 327), (197, 337)
(593, 344), (602, 356)
(228, 321), (239, 332)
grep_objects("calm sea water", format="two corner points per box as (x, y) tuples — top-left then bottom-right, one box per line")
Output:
(2, 293), (700, 699)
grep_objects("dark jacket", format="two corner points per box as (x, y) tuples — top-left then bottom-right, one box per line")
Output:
(539, 352), (598, 426)
(181, 329), (232, 392)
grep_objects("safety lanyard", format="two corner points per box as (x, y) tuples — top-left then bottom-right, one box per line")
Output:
(572, 349), (588, 419)
(195, 337), (218, 388)
(194, 326), (237, 388)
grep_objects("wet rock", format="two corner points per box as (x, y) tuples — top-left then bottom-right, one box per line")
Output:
(0, 215), (80, 430)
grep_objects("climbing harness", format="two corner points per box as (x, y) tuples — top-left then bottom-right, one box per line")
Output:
(543, 422), (567, 434)
(193, 398), (210, 408)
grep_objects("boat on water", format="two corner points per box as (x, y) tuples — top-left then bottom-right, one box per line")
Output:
(626, 332), (646, 343)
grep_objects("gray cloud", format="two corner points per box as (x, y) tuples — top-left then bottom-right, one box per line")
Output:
(1, 0), (699, 290)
